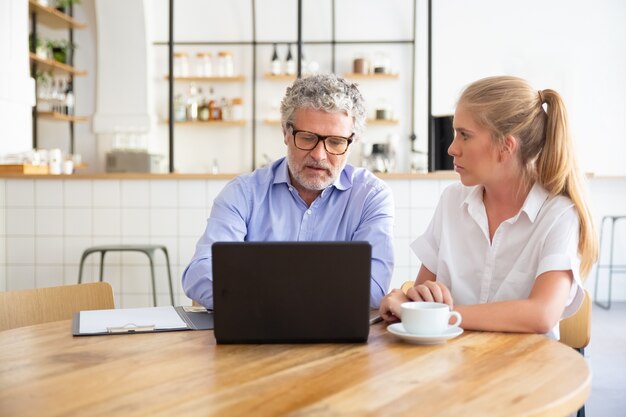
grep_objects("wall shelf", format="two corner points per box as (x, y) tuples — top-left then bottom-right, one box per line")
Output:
(29, 53), (87, 76)
(164, 75), (245, 82)
(38, 112), (89, 123)
(344, 73), (400, 79)
(28, 0), (86, 30)
(29, 0), (87, 155)
(170, 120), (246, 126)
(263, 74), (297, 81)
(367, 119), (400, 125)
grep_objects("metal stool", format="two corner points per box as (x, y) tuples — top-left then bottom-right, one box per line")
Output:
(594, 215), (626, 309)
(78, 245), (175, 306)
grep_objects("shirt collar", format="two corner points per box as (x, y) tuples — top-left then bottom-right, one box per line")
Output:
(461, 182), (549, 223)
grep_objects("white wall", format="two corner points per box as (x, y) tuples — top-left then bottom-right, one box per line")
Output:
(0, 0), (34, 156)
(432, 0), (626, 176)
(2, 176), (626, 306)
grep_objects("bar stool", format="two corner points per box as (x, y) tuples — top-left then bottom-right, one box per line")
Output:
(78, 245), (175, 306)
(594, 215), (626, 309)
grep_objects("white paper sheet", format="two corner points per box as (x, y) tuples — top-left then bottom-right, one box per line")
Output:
(78, 306), (188, 334)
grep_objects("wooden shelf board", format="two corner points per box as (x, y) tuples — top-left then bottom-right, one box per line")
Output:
(263, 119), (282, 125)
(164, 75), (245, 82)
(170, 120), (246, 126)
(344, 73), (400, 79)
(28, 0), (87, 29)
(30, 53), (87, 76)
(38, 112), (89, 123)
(263, 74), (297, 80)
(367, 119), (400, 125)
(0, 164), (49, 175)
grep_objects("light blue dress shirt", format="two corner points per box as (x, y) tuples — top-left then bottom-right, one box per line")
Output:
(182, 157), (395, 309)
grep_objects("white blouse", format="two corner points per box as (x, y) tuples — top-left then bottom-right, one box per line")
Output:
(411, 182), (584, 339)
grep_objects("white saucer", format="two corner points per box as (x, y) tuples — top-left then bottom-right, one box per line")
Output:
(387, 323), (463, 345)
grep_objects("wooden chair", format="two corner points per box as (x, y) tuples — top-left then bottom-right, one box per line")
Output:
(559, 289), (592, 353)
(0, 282), (114, 331)
(559, 289), (592, 417)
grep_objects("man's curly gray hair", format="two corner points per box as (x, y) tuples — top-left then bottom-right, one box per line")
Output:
(280, 73), (367, 138)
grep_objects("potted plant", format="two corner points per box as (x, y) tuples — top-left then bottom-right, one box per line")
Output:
(29, 34), (50, 59)
(47, 39), (76, 64)
(55, 0), (81, 15)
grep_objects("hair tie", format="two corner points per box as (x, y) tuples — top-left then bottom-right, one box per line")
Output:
(538, 90), (544, 104)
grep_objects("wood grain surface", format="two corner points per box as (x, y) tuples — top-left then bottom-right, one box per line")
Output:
(0, 320), (589, 417)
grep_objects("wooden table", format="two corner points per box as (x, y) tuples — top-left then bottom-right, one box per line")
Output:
(0, 320), (589, 417)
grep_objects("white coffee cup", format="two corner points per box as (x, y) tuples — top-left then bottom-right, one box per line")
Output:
(400, 301), (462, 335)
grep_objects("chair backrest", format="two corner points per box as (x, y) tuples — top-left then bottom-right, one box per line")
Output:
(0, 282), (114, 331)
(559, 289), (592, 349)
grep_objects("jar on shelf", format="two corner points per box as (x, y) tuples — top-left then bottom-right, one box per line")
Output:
(230, 97), (244, 121)
(353, 53), (369, 74)
(375, 98), (392, 120)
(173, 52), (189, 77)
(195, 52), (212, 77)
(217, 51), (234, 77)
(372, 52), (391, 74)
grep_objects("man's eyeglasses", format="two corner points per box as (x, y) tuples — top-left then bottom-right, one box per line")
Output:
(288, 124), (354, 155)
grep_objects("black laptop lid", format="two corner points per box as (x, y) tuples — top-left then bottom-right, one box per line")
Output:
(212, 241), (371, 344)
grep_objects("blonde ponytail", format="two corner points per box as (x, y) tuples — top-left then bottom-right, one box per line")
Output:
(537, 89), (598, 277)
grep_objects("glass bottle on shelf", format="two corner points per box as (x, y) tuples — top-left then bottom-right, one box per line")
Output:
(186, 83), (199, 121)
(217, 51), (234, 77)
(270, 43), (281, 75)
(64, 79), (74, 116)
(285, 44), (296, 76)
(198, 89), (209, 121)
(174, 94), (187, 122)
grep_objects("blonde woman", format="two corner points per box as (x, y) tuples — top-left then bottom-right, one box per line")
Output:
(380, 76), (597, 338)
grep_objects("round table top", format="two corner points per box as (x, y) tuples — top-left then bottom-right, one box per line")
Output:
(0, 319), (590, 417)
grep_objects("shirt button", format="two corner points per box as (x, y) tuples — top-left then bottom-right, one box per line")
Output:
(306, 209), (312, 215)
(288, 187), (293, 191)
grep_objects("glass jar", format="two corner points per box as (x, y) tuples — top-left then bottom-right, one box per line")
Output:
(372, 52), (391, 74)
(173, 52), (189, 77)
(217, 51), (234, 77)
(195, 52), (212, 77)
(353, 53), (369, 74)
(230, 97), (244, 121)
(375, 98), (392, 120)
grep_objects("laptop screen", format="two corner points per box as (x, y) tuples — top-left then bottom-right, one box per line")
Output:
(212, 241), (372, 344)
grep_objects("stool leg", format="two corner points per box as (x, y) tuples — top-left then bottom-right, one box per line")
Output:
(606, 219), (617, 310)
(99, 251), (107, 282)
(147, 253), (157, 307)
(78, 252), (90, 284)
(594, 217), (610, 309)
(161, 248), (175, 306)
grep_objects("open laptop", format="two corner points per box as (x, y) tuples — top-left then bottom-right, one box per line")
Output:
(212, 241), (372, 344)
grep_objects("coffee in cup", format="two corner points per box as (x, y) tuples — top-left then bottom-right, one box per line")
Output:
(400, 301), (462, 335)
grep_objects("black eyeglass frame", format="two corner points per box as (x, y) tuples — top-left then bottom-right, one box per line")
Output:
(287, 123), (355, 155)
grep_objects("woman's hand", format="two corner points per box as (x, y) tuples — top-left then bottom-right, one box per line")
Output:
(406, 280), (454, 309)
(379, 289), (409, 323)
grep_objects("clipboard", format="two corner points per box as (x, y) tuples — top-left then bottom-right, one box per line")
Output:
(72, 306), (214, 336)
